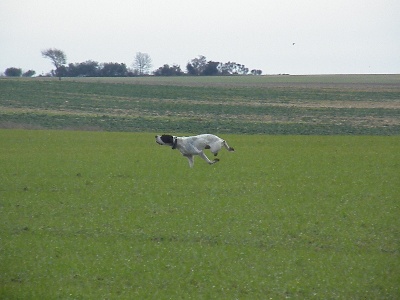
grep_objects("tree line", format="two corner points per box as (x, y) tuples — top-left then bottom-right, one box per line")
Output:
(3, 49), (262, 78)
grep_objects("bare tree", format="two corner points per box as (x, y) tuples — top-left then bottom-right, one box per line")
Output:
(41, 48), (67, 79)
(133, 52), (152, 75)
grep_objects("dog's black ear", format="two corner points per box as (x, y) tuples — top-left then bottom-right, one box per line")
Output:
(161, 135), (174, 144)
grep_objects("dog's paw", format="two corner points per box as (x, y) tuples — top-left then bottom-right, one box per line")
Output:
(213, 158), (220, 163)
(229, 147), (235, 152)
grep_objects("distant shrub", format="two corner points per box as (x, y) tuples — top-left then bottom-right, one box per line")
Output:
(5, 67), (22, 77)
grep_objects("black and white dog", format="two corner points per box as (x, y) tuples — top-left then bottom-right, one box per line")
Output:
(155, 134), (234, 168)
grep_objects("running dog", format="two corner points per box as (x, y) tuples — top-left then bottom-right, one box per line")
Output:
(155, 134), (234, 168)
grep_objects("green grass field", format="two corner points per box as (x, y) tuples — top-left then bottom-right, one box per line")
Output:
(0, 75), (399, 298)
(1, 130), (399, 299)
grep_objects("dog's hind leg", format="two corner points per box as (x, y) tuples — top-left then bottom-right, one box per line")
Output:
(223, 140), (235, 152)
(206, 144), (219, 156)
(198, 151), (219, 165)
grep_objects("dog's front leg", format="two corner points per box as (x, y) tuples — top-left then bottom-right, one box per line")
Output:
(198, 151), (219, 165)
(184, 155), (194, 168)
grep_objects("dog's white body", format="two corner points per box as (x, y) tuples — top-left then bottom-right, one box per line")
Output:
(155, 134), (234, 168)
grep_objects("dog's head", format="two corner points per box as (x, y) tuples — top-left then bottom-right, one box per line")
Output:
(155, 135), (177, 148)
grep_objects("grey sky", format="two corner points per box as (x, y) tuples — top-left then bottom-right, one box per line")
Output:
(1, 0), (399, 75)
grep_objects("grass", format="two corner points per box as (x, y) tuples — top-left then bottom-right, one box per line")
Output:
(1, 75), (399, 135)
(0, 130), (399, 299)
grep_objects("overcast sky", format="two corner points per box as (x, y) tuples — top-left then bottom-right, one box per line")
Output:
(1, 0), (399, 75)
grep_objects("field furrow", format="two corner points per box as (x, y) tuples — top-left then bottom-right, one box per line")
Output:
(1, 76), (399, 135)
